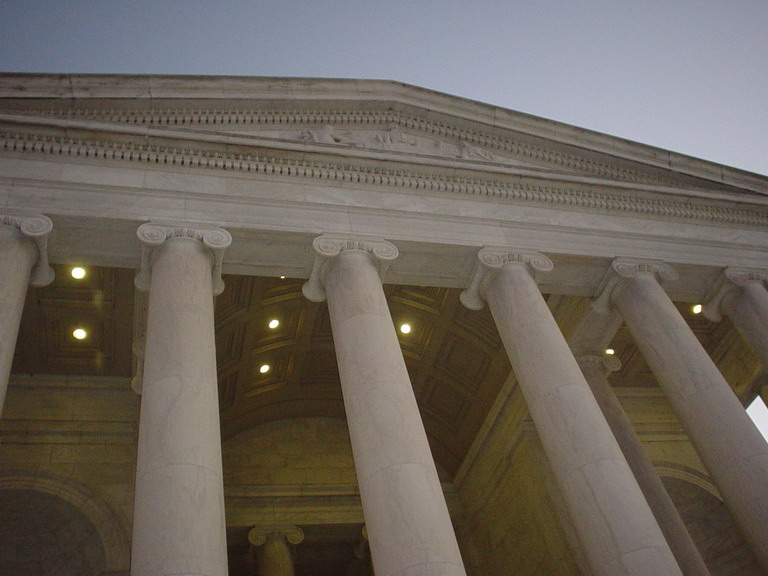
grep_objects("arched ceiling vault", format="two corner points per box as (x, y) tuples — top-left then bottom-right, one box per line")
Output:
(12, 265), (761, 479)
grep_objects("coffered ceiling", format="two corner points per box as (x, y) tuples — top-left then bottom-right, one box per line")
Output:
(12, 264), (762, 479)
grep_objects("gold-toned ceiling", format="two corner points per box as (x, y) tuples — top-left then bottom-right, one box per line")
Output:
(12, 264), (762, 478)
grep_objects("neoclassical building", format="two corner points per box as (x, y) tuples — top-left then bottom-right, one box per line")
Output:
(0, 74), (767, 576)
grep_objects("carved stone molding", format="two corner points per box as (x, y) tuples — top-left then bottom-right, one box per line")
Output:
(593, 258), (679, 314)
(0, 213), (54, 286)
(22, 107), (672, 186)
(703, 267), (768, 322)
(302, 235), (399, 302)
(134, 222), (232, 295)
(248, 524), (305, 547)
(3, 131), (767, 228)
(460, 247), (554, 310)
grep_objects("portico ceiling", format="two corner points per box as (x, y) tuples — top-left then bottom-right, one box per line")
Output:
(12, 264), (760, 478)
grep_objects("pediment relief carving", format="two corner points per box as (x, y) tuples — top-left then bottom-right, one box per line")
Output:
(2, 126), (767, 228)
(7, 106), (682, 186)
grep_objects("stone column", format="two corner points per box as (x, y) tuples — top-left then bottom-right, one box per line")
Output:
(601, 258), (768, 570)
(461, 248), (682, 576)
(704, 268), (768, 372)
(0, 214), (53, 415)
(248, 525), (304, 576)
(576, 352), (711, 576)
(303, 236), (467, 576)
(131, 223), (231, 576)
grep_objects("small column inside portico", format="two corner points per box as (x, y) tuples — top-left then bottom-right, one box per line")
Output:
(303, 235), (467, 576)
(0, 214), (54, 416)
(602, 258), (768, 570)
(131, 223), (232, 576)
(575, 351), (711, 576)
(461, 248), (683, 576)
(248, 525), (304, 576)
(704, 268), (768, 372)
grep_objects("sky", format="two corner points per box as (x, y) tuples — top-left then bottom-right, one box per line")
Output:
(0, 0), (766, 176)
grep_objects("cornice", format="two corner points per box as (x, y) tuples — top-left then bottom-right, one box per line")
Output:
(19, 106), (674, 186)
(1, 74), (766, 195)
(2, 129), (768, 229)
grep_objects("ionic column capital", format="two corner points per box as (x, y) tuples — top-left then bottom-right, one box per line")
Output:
(0, 213), (54, 287)
(302, 234), (398, 302)
(248, 525), (305, 546)
(703, 267), (768, 321)
(460, 247), (553, 310)
(593, 258), (678, 313)
(134, 222), (231, 295)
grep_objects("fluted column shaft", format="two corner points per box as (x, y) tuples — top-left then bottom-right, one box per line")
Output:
(611, 269), (768, 570)
(0, 215), (53, 415)
(304, 237), (466, 576)
(131, 224), (231, 576)
(577, 354), (710, 576)
(463, 251), (682, 576)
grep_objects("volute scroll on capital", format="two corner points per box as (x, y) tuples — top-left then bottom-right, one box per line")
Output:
(460, 247), (554, 311)
(302, 234), (399, 302)
(134, 222), (232, 295)
(703, 267), (768, 322)
(248, 524), (305, 546)
(1, 213), (55, 287)
(592, 257), (679, 314)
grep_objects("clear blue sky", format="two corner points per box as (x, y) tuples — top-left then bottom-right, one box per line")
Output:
(0, 0), (766, 177)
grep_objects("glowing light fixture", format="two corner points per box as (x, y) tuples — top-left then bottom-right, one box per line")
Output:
(400, 323), (412, 334)
(71, 267), (86, 280)
(268, 319), (280, 329)
(280, 275), (286, 279)
(259, 364), (270, 374)
(605, 348), (615, 355)
(692, 304), (703, 314)
(72, 328), (87, 340)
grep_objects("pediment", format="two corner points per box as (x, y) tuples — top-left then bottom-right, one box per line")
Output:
(1, 74), (766, 199)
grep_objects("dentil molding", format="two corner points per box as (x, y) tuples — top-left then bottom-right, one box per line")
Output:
(2, 130), (767, 229)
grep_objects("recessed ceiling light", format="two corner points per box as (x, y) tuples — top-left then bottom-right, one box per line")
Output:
(400, 323), (412, 334)
(280, 275), (286, 279)
(71, 267), (86, 280)
(605, 348), (615, 355)
(268, 319), (280, 329)
(259, 364), (270, 374)
(692, 304), (702, 314)
(72, 328), (87, 340)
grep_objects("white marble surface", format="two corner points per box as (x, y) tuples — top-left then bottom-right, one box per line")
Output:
(131, 235), (228, 576)
(613, 270), (768, 571)
(479, 259), (682, 576)
(320, 246), (466, 576)
(0, 222), (42, 415)
(722, 280), (768, 372)
(577, 353), (711, 576)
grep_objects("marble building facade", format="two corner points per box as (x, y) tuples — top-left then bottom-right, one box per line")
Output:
(0, 74), (767, 576)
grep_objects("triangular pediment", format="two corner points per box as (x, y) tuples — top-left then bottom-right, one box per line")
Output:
(0, 74), (766, 199)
